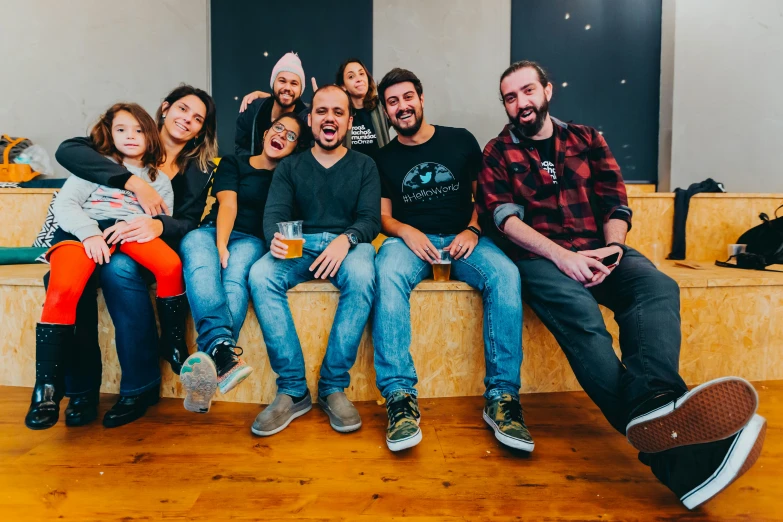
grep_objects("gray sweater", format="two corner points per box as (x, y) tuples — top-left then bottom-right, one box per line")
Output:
(263, 149), (381, 245)
(53, 161), (174, 241)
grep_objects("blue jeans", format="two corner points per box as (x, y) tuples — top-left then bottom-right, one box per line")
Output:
(180, 226), (266, 353)
(373, 235), (523, 400)
(515, 248), (688, 434)
(65, 252), (162, 396)
(248, 233), (376, 398)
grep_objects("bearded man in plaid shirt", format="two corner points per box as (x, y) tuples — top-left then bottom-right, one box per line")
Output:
(477, 60), (765, 510)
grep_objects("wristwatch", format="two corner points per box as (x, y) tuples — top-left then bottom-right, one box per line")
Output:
(343, 232), (358, 248)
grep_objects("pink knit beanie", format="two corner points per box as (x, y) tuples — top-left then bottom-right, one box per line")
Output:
(270, 52), (305, 93)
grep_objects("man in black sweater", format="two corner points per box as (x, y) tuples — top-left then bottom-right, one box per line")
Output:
(248, 85), (381, 437)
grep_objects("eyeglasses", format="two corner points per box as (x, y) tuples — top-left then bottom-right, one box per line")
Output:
(272, 122), (298, 142)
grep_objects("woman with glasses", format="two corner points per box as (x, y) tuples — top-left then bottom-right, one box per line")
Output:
(178, 113), (304, 413)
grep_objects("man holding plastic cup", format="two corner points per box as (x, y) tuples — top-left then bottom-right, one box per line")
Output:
(371, 68), (530, 453)
(248, 85), (381, 437)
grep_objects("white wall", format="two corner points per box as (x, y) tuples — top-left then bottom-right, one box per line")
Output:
(0, 0), (209, 177)
(668, 0), (783, 192)
(373, 0), (511, 149)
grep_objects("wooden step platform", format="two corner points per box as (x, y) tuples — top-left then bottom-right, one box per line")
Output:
(2, 262), (782, 404)
(0, 382), (779, 521)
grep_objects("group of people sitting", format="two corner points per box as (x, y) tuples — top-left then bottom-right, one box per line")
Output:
(22, 52), (765, 510)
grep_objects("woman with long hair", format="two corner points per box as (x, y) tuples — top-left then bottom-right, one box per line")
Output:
(40, 85), (218, 428)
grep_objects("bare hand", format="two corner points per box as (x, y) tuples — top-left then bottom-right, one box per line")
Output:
(311, 77), (319, 92)
(128, 177), (169, 216)
(103, 221), (130, 245)
(119, 217), (164, 244)
(400, 226), (439, 264)
(219, 245), (230, 268)
(579, 245), (624, 288)
(309, 235), (350, 279)
(270, 232), (305, 259)
(83, 236), (111, 265)
(554, 250), (611, 285)
(445, 229), (479, 260)
(239, 90), (271, 113)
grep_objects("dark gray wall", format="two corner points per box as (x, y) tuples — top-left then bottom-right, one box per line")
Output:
(511, 0), (662, 183)
(211, 0), (373, 154)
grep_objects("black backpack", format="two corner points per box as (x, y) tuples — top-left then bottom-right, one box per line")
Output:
(737, 204), (783, 266)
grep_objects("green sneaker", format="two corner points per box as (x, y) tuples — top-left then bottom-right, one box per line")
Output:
(483, 394), (534, 452)
(385, 391), (422, 452)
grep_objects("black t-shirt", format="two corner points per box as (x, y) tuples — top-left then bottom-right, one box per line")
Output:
(376, 125), (481, 235)
(170, 170), (186, 206)
(203, 155), (274, 239)
(350, 107), (379, 159)
(525, 135), (557, 186)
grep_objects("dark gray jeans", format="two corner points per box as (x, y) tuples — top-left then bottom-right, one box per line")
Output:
(515, 248), (688, 433)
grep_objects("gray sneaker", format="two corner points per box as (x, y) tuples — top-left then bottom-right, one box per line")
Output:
(180, 351), (218, 413)
(318, 392), (362, 433)
(251, 391), (312, 437)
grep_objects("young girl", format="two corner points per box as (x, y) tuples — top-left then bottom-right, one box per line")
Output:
(178, 113), (304, 413)
(25, 103), (189, 430)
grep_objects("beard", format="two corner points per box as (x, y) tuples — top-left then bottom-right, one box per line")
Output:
(392, 107), (424, 137)
(314, 127), (344, 151)
(273, 88), (297, 109)
(508, 97), (550, 137)
(315, 135), (342, 151)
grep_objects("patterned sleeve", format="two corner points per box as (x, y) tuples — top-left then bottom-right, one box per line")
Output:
(477, 140), (524, 231)
(589, 130), (633, 228)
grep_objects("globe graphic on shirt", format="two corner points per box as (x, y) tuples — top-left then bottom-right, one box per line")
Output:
(401, 162), (456, 201)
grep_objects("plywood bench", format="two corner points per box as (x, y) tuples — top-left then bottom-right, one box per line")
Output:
(1, 262), (781, 404)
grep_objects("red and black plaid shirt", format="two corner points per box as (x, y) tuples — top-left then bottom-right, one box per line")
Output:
(477, 118), (632, 261)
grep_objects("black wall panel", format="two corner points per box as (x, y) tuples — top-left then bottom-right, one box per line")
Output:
(511, 0), (662, 183)
(211, 0), (373, 154)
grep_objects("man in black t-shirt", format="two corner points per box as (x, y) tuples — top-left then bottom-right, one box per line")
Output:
(372, 68), (530, 453)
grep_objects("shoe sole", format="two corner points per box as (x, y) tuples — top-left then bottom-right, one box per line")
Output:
(251, 402), (312, 437)
(180, 353), (218, 413)
(217, 365), (253, 395)
(626, 377), (758, 453)
(483, 411), (535, 452)
(386, 418), (423, 452)
(318, 397), (362, 433)
(681, 414), (767, 510)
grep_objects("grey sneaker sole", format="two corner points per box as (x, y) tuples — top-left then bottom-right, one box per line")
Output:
(251, 400), (312, 437)
(318, 397), (362, 433)
(386, 419), (422, 452)
(180, 353), (218, 414)
(483, 411), (535, 452)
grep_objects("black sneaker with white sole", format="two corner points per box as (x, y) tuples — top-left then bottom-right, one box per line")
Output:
(642, 414), (766, 510)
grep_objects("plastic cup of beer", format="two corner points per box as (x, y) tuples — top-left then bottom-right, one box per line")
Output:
(433, 249), (452, 281)
(277, 220), (304, 259)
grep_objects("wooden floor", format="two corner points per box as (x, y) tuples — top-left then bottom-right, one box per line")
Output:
(0, 383), (780, 521)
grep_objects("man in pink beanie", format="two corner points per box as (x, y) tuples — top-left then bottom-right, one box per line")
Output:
(235, 52), (310, 155)
(270, 52), (306, 95)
